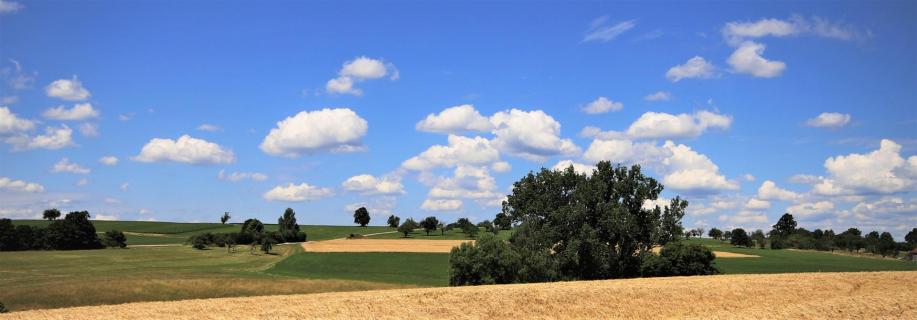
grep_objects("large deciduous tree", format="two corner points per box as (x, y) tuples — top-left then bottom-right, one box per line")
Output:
(420, 216), (439, 236)
(730, 228), (753, 248)
(353, 207), (371, 227)
(387, 215), (400, 228)
(42, 208), (61, 221)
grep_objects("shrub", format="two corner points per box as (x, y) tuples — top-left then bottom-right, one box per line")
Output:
(640, 242), (719, 277)
(190, 234), (209, 250)
(730, 228), (753, 248)
(43, 211), (103, 250)
(103, 230), (127, 248)
(449, 233), (521, 285)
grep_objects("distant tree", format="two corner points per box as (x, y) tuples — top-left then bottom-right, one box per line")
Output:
(865, 231), (880, 254)
(455, 218), (475, 235)
(242, 219), (264, 237)
(723, 230), (733, 241)
(0, 219), (16, 251)
(836, 228), (864, 252)
(353, 207), (371, 227)
(730, 228), (753, 248)
(493, 212), (512, 230)
(708, 228), (723, 240)
(43, 211), (103, 250)
(907, 228), (917, 246)
(42, 208), (61, 221)
(772, 213), (798, 238)
(387, 215), (400, 228)
(220, 212), (231, 224)
(225, 236), (236, 254)
(277, 208), (304, 242)
(877, 232), (897, 257)
(103, 230), (127, 248)
(463, 222), (479, 239)
(477, 220), (495, 234)
(260, 237), (276, 254)
(438, 222), (445, 236)
(190, 234), (209, 250)
(420, 216), (440, 236)
(751, 229), (766, 249)
(398, 218), (418, 238)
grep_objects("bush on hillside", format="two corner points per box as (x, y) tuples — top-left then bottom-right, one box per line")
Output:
(640, 242), (719, 277)
(449, 233), (521, 285)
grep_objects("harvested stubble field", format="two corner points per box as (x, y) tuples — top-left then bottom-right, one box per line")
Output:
(3, 271), (914, 319)
(302, 238), (472, 253)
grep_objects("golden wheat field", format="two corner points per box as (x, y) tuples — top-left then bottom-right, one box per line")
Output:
(4, 271), (914, 319)
(301, 238), (473, 253)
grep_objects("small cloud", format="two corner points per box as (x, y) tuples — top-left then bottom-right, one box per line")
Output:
(0, 0), (24, 14)
(42, 103), (100, 121)
(51, 158), (90, 174)
(79, 123), (99, 137)
(805, 112), (851, 128)
(583, 16), (636, 42)
(99, 156), (119, 166)
(196, 124), (221, 132)
(666, 56), (717, 82)
(45, 76), (91, 101)
(582, 97), (623, 114)
(120, 182), (130, 191)
(643, 91), (672, 102)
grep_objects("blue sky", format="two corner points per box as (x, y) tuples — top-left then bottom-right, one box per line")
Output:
(1, 1), (915, 237)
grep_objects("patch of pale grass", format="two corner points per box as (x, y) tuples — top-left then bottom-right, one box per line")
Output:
(4, 271), (914, 319)
(302, 239), (472, 253)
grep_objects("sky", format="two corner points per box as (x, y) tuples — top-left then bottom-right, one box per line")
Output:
(0, 1), (915, 238)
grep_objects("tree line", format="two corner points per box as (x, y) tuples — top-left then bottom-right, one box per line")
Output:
(705, 213), (916, 257)
(0, 209), (126, 251)
(188, 208), (306, 254)
(378, 211), (511, 239)
(448, 162), (719, 286)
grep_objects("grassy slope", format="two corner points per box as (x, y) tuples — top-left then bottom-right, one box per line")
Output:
(0, 245), (409, 311)
(690, 238), (917, 273)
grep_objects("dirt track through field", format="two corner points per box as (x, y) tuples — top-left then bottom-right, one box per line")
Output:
(5, 271), (914, 319)
(301, 239), (471, 253)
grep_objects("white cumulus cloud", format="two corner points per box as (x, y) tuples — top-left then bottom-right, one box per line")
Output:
(51, 158), (90, 174)
(260, 108), (368, 157)
(218, 170), (267, 182)
(42, 103), (99, 120)
(133, 135), (235, 164)
(45, 76), (91, 101)
(666, 56), (717, 82)
(0, 106), (34, 133)
(727, 41), (785, 78)
(582, 97), (623, 114)
(416, 104), (493, 133)
(757, 180), (801, 201)
(812, 139), (916, 195)
(0, 176), (44, 192)
(263, 182), (334, 202)
(626, 110), (732, 140)
(4, 125), (74, 151)
(552, 159), (596, 175)
(342, 174), (405, 195)
(805, 112), (851, 128)
(402, 135), (500, 171)
(644, 91), (672, 102)
(489, 109), (580, 161)
(421, 199), (463, 211)
(326, 56), (398, 95)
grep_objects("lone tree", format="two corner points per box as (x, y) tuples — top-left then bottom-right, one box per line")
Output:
(387, 215), (400, 228)
(420, 216), (439, 236)
(907, 228), (917, 246)
(278, 208), (303, 242)
(220, 212), (231, 224)
(103, 230), (127, 248)
(241, 218), (265, 235)
(353, 207), (371, 227)
(438, 222), (445, 236)
(708, 228), (723, 240)
(865, 231), (880, 253)
(42, 208), (61, 221)
(398, 218), (418, 238)
(730, 228), (753, 248)
(769, 213), (797, 249)
(261, 237), (276, 254)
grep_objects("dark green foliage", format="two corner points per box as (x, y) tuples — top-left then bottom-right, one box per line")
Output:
(278, 208), (305, 242)
(771, 213), (797, 238)
(420, 216), (439, 236)
(261, 237), (276, 254)
(836, 228), (864, 252)
(387, 215), (400, 228)
(477, 220), (496, 234)
(220, 212), (230, 224)
(103, 230), (127, 248)
(353, 207), (371, 227)
(640, 242), (719, 277)
(493, 212), (511, 230)
(190, 233), (209, 249)
(398, 218), (418, 238)
(42, 208), (61, 221)
(906, 228), (917, 246)
(43, 211), (103, 250)
(877, 232), (897, 257)
(708, 228), (723, 240)
(751, 229), (766, 249)
(730, 228), (753, 248)
(449, 233), (521, 285)
(865, 231), (880, 253)
(453, 162), (691, 284)
(723, 230), (733, 241)
(463, 222), (479, 239)
(0, 219), (17, 251)
(241, 219), (264, 235)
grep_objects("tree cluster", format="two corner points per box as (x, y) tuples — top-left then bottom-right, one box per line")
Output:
(0, 211), (111, 251)
(189, 208), (306, 253)
(449, 162), (714, 285)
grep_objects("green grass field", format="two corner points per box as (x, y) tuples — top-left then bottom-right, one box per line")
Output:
(2, 220), (915, 312)
(268, 252), (450, 286)
(690, 238), (917, 273)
